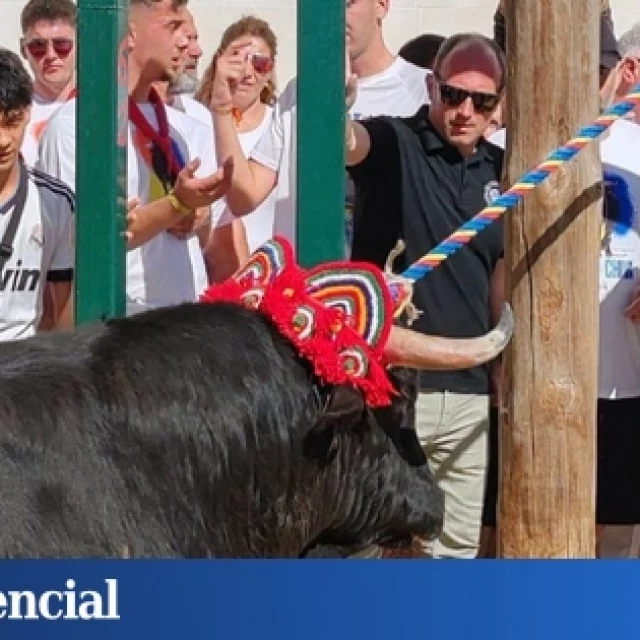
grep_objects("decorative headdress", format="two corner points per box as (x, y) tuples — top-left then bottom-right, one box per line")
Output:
(200, 236), (404, 407)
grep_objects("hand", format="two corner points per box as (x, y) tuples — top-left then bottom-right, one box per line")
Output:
(625, 287), (640, 322)
(172, 156), (234, 211)
(123, 197), (141, 242)
(209, 38), (254, 114)
(345, 47), (358, 112)
(168, 207), (211, 240)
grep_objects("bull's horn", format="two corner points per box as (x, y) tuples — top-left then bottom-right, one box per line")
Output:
(383, 303), (514, 370)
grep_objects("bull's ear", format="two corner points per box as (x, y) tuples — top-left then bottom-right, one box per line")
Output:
(302, 424), (339, 465)
(322, 385), (367, 424)
(303, 386), (366, 465)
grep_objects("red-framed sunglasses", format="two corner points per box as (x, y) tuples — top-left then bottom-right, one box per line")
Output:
(23, 37), (75, 60)
(246, 52), (274, 75)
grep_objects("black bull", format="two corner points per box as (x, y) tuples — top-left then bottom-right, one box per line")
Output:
(0, 300), (512, 558)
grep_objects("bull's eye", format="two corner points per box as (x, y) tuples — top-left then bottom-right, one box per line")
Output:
(340, 347), (368, 378)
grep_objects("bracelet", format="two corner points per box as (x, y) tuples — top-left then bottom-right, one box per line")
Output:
(211, 106), (233, 116)
(167, 189), (193, 216)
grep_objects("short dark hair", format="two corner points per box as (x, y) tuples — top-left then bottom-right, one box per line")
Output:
(493, 8), (506, 53)
(0, 49), (33, 114)
(21, 0), (77, 34)
(432, 32), (507, 93)
(398, 34), (446, 71)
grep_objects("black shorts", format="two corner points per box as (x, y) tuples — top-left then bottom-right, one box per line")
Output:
(597, 398), (640, 524)
(482, 398), (640, 528)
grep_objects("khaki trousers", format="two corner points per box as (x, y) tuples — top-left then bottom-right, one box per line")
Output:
(416, 391), (490, 559)
(598, 526), (640, 558)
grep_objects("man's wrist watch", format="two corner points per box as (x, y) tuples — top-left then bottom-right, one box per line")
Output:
(167, 189), (193, 216)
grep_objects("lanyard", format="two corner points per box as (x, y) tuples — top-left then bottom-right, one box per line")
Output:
(0, 161), (29, 271)
(129, 88), (184, 193)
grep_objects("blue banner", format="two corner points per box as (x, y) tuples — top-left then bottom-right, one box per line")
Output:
(0, 561), (635, 638)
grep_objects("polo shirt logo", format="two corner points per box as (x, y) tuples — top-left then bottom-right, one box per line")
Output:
(484, 181), (501, 205)
(1, 260), (41, 292)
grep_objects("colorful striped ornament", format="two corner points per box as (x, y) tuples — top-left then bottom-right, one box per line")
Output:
(401, 83), (640, 282)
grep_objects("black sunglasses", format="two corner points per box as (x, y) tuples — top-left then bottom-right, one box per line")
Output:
(437, 81), (502, 113)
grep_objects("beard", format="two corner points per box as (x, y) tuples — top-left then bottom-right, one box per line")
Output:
(168, 71), (200, 96)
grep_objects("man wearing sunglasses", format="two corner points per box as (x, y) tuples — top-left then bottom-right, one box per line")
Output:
(346, 32), (506, 560)
(19, 0), (77, 167)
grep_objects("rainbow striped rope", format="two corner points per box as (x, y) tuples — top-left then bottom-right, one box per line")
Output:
(401, 83), (640, 282)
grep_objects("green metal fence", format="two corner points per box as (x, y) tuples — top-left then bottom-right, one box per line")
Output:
(296, 2), (345, 267)
(75, 0), (128, 324)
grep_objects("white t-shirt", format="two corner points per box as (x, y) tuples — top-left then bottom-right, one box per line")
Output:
(172, 94), (213, 127)
(21, 94), (72, 167)
(488, 128), (505, 149)
(489, 122), (640, 399)
(349, 57), (429, 121)
(251, 80), (297, 245)
(38, 98), (219, 316)
(0, 164), (74, 341)
(222, 107), (276, 253)
(251, 58), (430, 249)
(36, 98), (76, 190)
(599, 120), (640, 399)
(169, 94), (228, 229)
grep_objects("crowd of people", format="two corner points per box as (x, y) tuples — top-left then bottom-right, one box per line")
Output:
(0, 0), (639, 559)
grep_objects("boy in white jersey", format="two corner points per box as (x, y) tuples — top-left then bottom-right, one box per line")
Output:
(19, 0), (77, 167)
(39, 0), (235, 315)
(0, 48), (74, 341)
(208, 0), (430, 251)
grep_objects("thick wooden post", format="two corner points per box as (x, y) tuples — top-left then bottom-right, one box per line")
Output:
(498, 0), (601, 558)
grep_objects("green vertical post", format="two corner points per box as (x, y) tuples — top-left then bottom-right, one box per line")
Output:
(76, 0), (128, 324)
(296, 3), (345, 267)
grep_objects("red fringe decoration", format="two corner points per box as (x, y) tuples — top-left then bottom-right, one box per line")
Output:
(200, 252), (397, 408)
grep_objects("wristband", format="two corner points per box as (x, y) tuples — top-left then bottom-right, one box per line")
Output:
(211, 106), (233, 116)
(167, 189), (193, 216)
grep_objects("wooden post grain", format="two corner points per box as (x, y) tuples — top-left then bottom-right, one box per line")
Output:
(498, 0), (601, 558)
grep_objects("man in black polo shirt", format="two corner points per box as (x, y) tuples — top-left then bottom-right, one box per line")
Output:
(346, 32), (505, 559)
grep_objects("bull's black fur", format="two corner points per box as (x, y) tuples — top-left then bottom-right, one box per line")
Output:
(0, 302), (443, 558)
